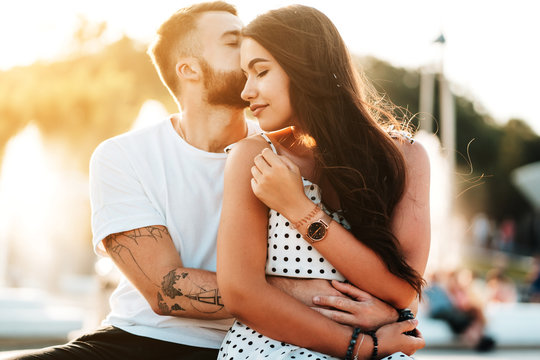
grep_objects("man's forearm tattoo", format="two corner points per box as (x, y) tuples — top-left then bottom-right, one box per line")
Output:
(104, 226), (223, 314)
(161, 269), (224, 313)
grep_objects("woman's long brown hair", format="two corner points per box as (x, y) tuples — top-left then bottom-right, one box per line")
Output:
(243, 5), (424, 295)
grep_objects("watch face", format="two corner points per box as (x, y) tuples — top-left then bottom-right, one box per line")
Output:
(307, 221), (327, 241)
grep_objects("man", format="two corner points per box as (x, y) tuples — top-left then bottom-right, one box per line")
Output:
(9, 3), (408, 359)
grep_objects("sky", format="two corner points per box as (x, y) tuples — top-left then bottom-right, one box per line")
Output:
(1, 0), (539, 134)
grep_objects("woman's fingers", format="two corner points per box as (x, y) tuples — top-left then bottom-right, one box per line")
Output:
(253, 153), (271, 172)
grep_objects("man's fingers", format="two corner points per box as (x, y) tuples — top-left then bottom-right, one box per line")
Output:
(311, 307), (357, 326)
(313, 295), (354, 312)
(331, 280), (371, 300)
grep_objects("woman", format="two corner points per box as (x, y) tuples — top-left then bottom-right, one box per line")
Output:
(217, 5), (430, 359)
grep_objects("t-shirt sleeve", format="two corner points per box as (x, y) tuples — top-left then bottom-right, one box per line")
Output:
(89, 139), (165, 256)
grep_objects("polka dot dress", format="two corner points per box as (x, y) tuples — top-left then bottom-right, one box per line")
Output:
(219, 133), (414, 360)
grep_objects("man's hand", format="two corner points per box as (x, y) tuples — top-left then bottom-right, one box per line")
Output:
(311, 280), (398, 330)
(267, 277), (345, 306)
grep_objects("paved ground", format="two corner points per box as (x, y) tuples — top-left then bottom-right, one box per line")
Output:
(2, 348), (539, 359)
(415, 349), (540, 359)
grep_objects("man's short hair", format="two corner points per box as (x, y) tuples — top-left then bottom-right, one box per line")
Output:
(148, 1), (237, 100)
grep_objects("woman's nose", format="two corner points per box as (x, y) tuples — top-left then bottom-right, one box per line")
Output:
(241, 78), (256, 101)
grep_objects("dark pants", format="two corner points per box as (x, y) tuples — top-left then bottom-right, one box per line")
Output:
(6, 326), (219, 360)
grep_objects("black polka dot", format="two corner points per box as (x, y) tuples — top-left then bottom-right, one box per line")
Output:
(310, 185), (314, 190)
(271, 268), (276, 272)
(320, 269), (325, 274)
(296, 245), (301, 250)
(239, 349), (243, 353)
(331, 269), (337, 273)
(307, 246), (312, 250)
(275, 223), (279, 227)
(285, 221), (290, 226)
(273, 244), (277, 249)
(284, 233), (289, 238)
(295, 257), (300, 262)
(307, 269), (312, 274)
(310, 196), (316, 200)
(272, 256), (277, 260)
(248, 341), (253, 345)
(276, 212), (280, 216)
(296, 234), (302, 238)
(284, 257), (289, 262)
(319, 257), (324, 262)
(274, 234), (277, 238)
(307, 258), (312, 262)
(295, 269), (300, 273)
(283, 269), (288, 273)
(284, 245), (289, 250)
(270, 345), (275, 348)
(268, 225), (272, 229)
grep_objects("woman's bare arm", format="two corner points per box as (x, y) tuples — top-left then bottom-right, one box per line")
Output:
(250, 140), (431, 309)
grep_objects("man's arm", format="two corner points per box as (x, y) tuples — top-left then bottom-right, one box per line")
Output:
(103, 225), (229, 319)
(102, 226), (349, 320)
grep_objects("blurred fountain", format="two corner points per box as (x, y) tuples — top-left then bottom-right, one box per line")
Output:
(0, 124), (93, 291)
(416, 130), (465, 275)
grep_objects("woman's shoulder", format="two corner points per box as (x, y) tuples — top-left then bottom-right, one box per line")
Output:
(391, 133), (430, 175)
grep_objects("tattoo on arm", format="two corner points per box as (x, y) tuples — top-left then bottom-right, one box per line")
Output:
(103, 226), (224, 315)
(160, 269), (224, 314)
(103, 226), (171, 286)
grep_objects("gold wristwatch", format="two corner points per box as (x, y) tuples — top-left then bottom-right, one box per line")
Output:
(305, 212), (332, 243)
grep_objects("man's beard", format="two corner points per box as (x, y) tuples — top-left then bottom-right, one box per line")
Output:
(200, 59), (249, 109)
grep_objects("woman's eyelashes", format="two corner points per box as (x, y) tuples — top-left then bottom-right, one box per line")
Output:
(257, 70), (268, 78)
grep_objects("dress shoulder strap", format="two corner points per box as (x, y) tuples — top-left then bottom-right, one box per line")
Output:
(259, 133), (279, 154)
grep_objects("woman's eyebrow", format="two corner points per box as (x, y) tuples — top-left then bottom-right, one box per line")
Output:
(247, 58), (270, 69)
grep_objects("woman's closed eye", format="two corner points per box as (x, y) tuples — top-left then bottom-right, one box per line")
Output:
(257, 70), (269, 78)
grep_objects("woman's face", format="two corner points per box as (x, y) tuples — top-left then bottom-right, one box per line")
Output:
(240, 38), (294, 131)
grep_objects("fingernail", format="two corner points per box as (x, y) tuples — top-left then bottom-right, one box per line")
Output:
(313, 296), (320, 303)
(412, 319), (418, 325)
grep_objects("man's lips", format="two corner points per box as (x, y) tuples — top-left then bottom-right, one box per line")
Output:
(249, 104), (268, 117)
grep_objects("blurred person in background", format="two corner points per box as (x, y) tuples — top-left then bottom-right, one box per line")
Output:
(424, 270), (495, 351)
(485, 268), (518, 303)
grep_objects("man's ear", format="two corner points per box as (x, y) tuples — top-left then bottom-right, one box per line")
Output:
(176, 58), (201, 81)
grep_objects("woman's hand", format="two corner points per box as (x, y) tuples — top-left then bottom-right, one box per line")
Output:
(376, 319), (425, 357)
(311, 280), (398, 330)
(250, 148), (310, 218)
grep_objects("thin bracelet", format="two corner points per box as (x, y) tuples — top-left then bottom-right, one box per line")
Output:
(366, 331), (378, 360)
(290, 203), (320, 229)
(353, 333), (365, 360)
(345, 327), (361, 360)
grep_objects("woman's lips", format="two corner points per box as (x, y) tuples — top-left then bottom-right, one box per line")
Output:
(250, 104), (268, 117)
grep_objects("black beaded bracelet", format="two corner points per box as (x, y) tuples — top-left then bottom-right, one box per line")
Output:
(345, 327), (362, 360)
(366, 331), (378, 360)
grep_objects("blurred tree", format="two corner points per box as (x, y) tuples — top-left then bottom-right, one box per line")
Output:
(359, 56), (540, 223)
(1, 32), (539, 235)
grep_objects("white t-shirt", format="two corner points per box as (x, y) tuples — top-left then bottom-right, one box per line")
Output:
(89, 116), (260, 348)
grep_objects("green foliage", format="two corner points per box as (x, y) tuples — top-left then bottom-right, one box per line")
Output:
(0, 36), (539, 222)
(0, 36), (176, 172)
